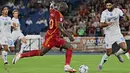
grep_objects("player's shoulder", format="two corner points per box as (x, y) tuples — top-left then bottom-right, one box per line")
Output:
(12, 17), (17, 20)
(7, 16), (11, 19)
(114, 8), (121, 10)
(4, 16), (11, 20)
(53, 9), (60, 14)
(114, 8), (122, 12)
(101, 9), (108, 15)
(55, 10), (63, 17)
(12, 17), (15, 20)
(0, 16), (2, 19)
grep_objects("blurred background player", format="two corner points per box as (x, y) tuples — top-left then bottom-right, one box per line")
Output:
(0, 6), (15, 64)
(98, 0), (130, 71)
(12, 2), (76, 73)
(11, 9), (27, 54)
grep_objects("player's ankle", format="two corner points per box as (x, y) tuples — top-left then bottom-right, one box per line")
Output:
(65, 64), (70, 66)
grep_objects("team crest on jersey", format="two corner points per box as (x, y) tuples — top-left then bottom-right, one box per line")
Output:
(4, 22), (11, 25)
(60, 18), (63, 21)
(110, 13), (113, 16)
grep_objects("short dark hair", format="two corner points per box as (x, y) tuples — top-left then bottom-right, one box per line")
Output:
(1, 6), (8, 14)
(105, 0), (114, 4)
(1, 6), (8, 11)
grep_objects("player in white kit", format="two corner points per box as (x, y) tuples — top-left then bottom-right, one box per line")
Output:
(0, 6), (15, 64)
(11, 9), (27, 54)
(98, 0), (130, 71)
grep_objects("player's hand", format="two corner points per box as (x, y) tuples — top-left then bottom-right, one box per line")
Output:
(128, 31), (130, 35)
(13, 23), (17, 27)
(122, 9), (127, 14)
(107, 22), (113, 26)
(69, 36), (74, 42)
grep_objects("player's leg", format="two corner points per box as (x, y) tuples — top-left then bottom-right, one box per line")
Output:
(12, 35), (52, 64)
(115, 36), (128, 58)
(12, 46), (51, 64)
(1, 37), (10, 64)
(125, 52), (130, 59)
(57, 39), (76, 72)
(126, 50), (130, 59)
(116, 42), (127, 55)
(11, 31), (26, 53)
(98, 48), (112, 71)
(19, 37), (27, 53)
(98, 36), (113, 71)
(2, 45), (9, 64)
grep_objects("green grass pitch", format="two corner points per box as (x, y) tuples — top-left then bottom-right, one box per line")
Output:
(0, 55), (130, 73)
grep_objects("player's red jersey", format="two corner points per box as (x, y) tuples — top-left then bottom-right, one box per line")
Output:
(42, 9), (65, 48)
(47, 8), (64, 36)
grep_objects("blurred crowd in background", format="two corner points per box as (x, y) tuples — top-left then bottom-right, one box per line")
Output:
(0, 0), (130, 37)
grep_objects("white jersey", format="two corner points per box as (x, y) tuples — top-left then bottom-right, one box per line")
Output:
(12, 17), (20, 31)
(11, 17), (24, 41)
(0, 16), (12, 37)
(100, 8), (124, 35)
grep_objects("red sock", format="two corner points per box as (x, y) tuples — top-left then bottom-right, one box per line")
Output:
(21, 50), (40, 58)
(65, 49), (72, 65)
(128, 50), (130, 54)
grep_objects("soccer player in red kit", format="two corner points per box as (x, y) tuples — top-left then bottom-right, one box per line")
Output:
(125, 31), (130, 59)
(12, 2), (76, 72)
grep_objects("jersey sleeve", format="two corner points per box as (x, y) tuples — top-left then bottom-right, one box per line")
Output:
(56, 11), (64, 23)
(100, 11), (106, 23)
(118, 8), (124, 17)
(0, 19), (4, 32)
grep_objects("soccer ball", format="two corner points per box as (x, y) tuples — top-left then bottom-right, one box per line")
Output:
(79, 65), (89, 73)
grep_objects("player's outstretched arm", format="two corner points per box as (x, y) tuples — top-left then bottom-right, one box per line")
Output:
(11, 23), (17, 30)
(122, 9), (130, 21)
(124, 13), (130, 21)
(58, 22), (74, 41)
(98, 22), (113, 28)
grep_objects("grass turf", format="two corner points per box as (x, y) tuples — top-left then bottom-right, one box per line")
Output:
(0, 55), (130, 73)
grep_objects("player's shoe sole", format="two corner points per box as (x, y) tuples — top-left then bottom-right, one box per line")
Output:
(98, 65), (102, 71)
(4, 62), (8, 65)
(64, 69), (77, 73)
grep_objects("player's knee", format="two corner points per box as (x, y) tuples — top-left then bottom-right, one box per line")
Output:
(106, 49), (112, 56)
(122, 46), (127, 51)
(120, 43), (128, 51)
(3, 46), (8, 51)
(21, 38), (27, 43)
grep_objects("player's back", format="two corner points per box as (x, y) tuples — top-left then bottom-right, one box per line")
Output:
(47, 9), (64, 36)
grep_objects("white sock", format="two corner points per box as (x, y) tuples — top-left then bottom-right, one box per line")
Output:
(2, 50), (8, 63)
(125, 52), (130, 59)
(99, 53), (109, 66)
(19, 43), (27, 53)
(115, 48), (125, 56)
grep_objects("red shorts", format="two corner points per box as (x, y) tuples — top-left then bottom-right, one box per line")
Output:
(42, 34), (65, 48)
